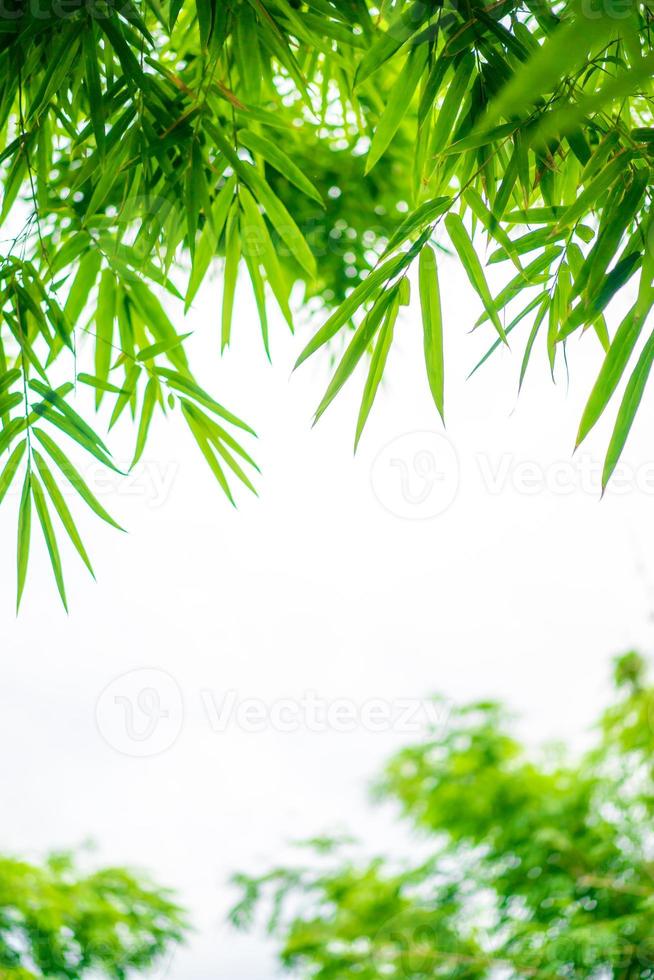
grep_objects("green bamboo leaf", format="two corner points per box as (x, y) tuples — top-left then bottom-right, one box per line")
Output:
(366, 44), (428, 174)
(181, 402), (235, 505)
(442, 123), (516, 156)
(418, 245), (444, 421)
(464, 188), (523, 272)
(238, 130), (324, 206)
(222, 206), (241, 353)
(208, 433), (258, 495)
(128, 280), (190, 372)
(64, 251), (102, 327)
(0, 418), (28, 457)
(0, 391), (23, 416)
(33, 449), (94, 578)
(519, 296), (550, 392)
(482, 10), (617, 131)
(602, 330), (654, 492)
(136, 334), (192, 362)
(32, 428), (124, 531)
(553, 153), (631, 233)
(186, 175), (237, 311)
(296, 228), (430, 368)
(314, 290), (396, 424)
(94, 269), (116, 405)
(383, 197), (451, 257)
(0, 439), (26, 506)
(16, 469), (31, 613)
(470, 292), (549, 380)
(32, 473), (68, 611)
(242, 239), (270, 360)
(131, 377), (158, 469)
(0, 369), (21, 395)
(154, 367), (256, 434)
(84, 24), (105, 155)
(355, 0), (431, 84)
(576, 306), (646, 447)
(181, 400), (260, 472)
(354, 293), (399, 451)
(444, 213), (507, 343)
(578, 168), (648, 298)
(29, 380), (110, 454)
(77, 373), (129, 396)
(429, 55), (475, 160)
(109, 364), (142, 430)
(238, 184), (293, 328)
(245, 168), (317, 279)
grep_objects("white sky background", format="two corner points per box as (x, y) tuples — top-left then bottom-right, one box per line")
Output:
(2, 245), (654, 978)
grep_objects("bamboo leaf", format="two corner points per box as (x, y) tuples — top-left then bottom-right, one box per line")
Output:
(0, 439), (26, 506)
(238, 130), (324, 206)
(16, 469), (31, 612)
(602, 330), (654, 492)
(418, 245), (444, 421)
(33, 448), (94, 577)
(444, 213), (507, 343)
(354, 292), (399, 451)
(222, 205), (241, 352)
(366, 44), (428, 174)
(132, 377), (158, 468)
(32, 473), (68, 611)
(32, 428), (124, 531)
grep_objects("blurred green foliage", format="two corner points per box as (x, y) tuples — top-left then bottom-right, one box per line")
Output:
(232, 653), (654, 978)
(0, 851), (186, 978)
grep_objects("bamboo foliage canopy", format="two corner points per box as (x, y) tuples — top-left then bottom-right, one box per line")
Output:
(2, 0), (654, 606)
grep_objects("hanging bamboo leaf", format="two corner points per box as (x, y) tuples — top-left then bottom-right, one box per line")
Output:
(444, 213), (507, 343)
(366, 44), (428, 174)
(418, 245), (444, 421)
(32, 473), (68, 611)
(16, 469), (32, 613)
(33, 448), (94, 578)
(602, 330), (654, 492)
(354, 292), (399, 450)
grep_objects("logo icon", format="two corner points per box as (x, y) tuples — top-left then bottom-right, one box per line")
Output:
(370, 431), (459, 519)
(96, 668), (184, 757)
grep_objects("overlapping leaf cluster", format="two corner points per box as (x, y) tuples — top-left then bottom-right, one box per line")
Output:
(0, 850), (186, 977)
(231, 652), (654, 978)
(1, 0), (654, 605)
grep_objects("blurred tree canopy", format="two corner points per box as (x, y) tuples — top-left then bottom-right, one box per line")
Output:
(231, 652), (654, 978)
(0, 851), (185, 977)
(2, 0), (654, 605)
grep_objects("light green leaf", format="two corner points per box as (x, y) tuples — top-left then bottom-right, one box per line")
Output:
(32, 473), (68, 611)
(418, 245), (444, 421)
(444, 213), (507, 343)
(33, 448), (94, 578)
(602, 329), (654, 492)
(32, 428), (124, 531)
(16, 469), (31, 613)
(366, 44), (428, 174)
